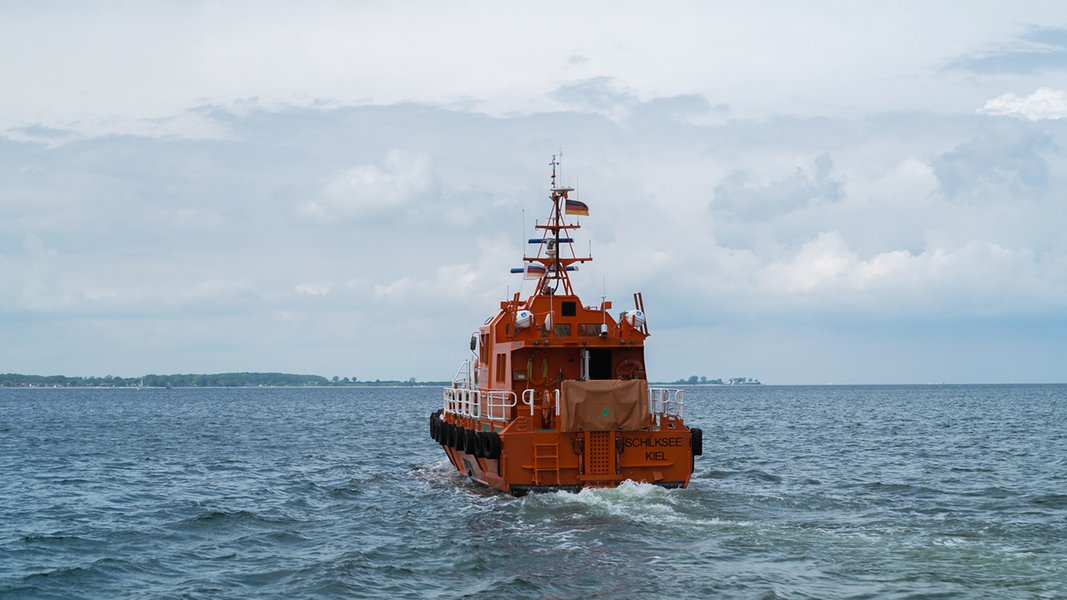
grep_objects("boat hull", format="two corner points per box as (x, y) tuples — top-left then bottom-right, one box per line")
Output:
(432, 410), (699, 495)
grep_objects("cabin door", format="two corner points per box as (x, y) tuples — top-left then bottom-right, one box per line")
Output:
(587, 349), (612, 380)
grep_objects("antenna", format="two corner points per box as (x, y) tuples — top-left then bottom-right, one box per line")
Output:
(602, 278), (607, 313)
(600, 276), (608, 335)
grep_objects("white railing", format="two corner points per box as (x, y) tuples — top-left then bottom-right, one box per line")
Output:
(450, 359), (472, 389)
(443, 386), (518, 421)
(444, 383), (682, 425)
(521, 389), (536, 416)
(443, 387), (479, 418)
(649, 387), (684, 419)
(484, 390), (519, 421)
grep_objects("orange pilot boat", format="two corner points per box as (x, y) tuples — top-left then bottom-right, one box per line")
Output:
(429, 157), (702, 495)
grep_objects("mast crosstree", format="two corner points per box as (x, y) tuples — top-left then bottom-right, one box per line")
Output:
(520, 154), (590, 296)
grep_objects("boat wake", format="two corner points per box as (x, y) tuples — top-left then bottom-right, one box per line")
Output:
(509, 480), (708, 528)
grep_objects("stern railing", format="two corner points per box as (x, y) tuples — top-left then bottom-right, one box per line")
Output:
(648, 387), (684, 427)
(443, 379), (683, 426)
(443, 386), (479, 418)
(443, 386), (518, 421)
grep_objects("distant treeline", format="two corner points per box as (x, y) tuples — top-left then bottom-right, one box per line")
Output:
(2, 372), (755, 388)
(0, 373), (449, 388)
(672, 376), (762, 385)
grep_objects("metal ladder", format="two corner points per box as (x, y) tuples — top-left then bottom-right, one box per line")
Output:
(533, 443), (560, 485)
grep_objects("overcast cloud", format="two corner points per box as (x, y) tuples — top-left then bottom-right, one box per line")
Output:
(3, 2), (1067, 384)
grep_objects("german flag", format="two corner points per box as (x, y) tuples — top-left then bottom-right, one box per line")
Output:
(565, 199), (589, 216)
(524, 264), (546, 279)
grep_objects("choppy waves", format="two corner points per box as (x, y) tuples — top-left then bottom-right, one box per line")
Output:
(2, 385), (1066, 598)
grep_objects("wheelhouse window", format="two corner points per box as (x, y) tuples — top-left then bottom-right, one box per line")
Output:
(495, 353), (506, 382)
(578, 323), (601, 336)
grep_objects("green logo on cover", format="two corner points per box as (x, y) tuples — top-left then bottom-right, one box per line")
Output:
(602, 408), (610, 416)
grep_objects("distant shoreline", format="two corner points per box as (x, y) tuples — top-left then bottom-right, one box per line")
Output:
(0, 372), (448, 388)
(1, 372), (761, 388)
(3, 378), (1064, 389)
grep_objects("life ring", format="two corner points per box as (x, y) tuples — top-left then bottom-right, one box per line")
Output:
(615, 358), (645, 380)
(527, 350), (548, 386)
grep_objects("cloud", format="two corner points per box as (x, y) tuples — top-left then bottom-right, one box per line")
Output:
(299, 150), (433, 222)
(549, 78), (724, 126)
(749, 232), (1060, 316)
(4, 123), (81, 147)
(295, 282), (332, 296)
(932, 128), (1054, 201)
(946, 26), (1067, 75)
(4, 3), (1067, 384)
(711, 154), (844, 222)
(550, 77), (638, 120)
(978, 87), (1067, 120)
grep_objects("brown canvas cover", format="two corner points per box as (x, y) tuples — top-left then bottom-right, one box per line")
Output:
(559, 379), (649, 432)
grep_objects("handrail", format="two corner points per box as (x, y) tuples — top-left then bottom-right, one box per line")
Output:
(521, 389), (537, 416)
(451, 359), (471, 388)
(442, 387), (479, 418)
(443, 386), (517, 421)
(484, 390), (518, 421)
(648, 387), (684, 423)
(445, 384), (684, 424)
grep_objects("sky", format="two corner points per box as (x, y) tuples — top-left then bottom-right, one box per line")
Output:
(3, 1), (1067, 384)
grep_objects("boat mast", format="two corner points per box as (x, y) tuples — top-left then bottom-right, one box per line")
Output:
(510, 155), (591, 296)
(549, 156), (564, 292)
(523, 154), (588, 296)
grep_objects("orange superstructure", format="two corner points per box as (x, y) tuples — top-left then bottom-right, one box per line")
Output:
(429, 157), (702, 495)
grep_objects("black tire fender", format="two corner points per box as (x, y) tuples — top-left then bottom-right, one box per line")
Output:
(463, 428), (479, 454)
(473, 431), (488, 458)
(429, 410), (440, 440)
(484, 431), (502, 459)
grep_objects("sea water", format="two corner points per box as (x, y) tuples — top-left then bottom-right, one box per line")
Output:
(1, 384), (1064, 598)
